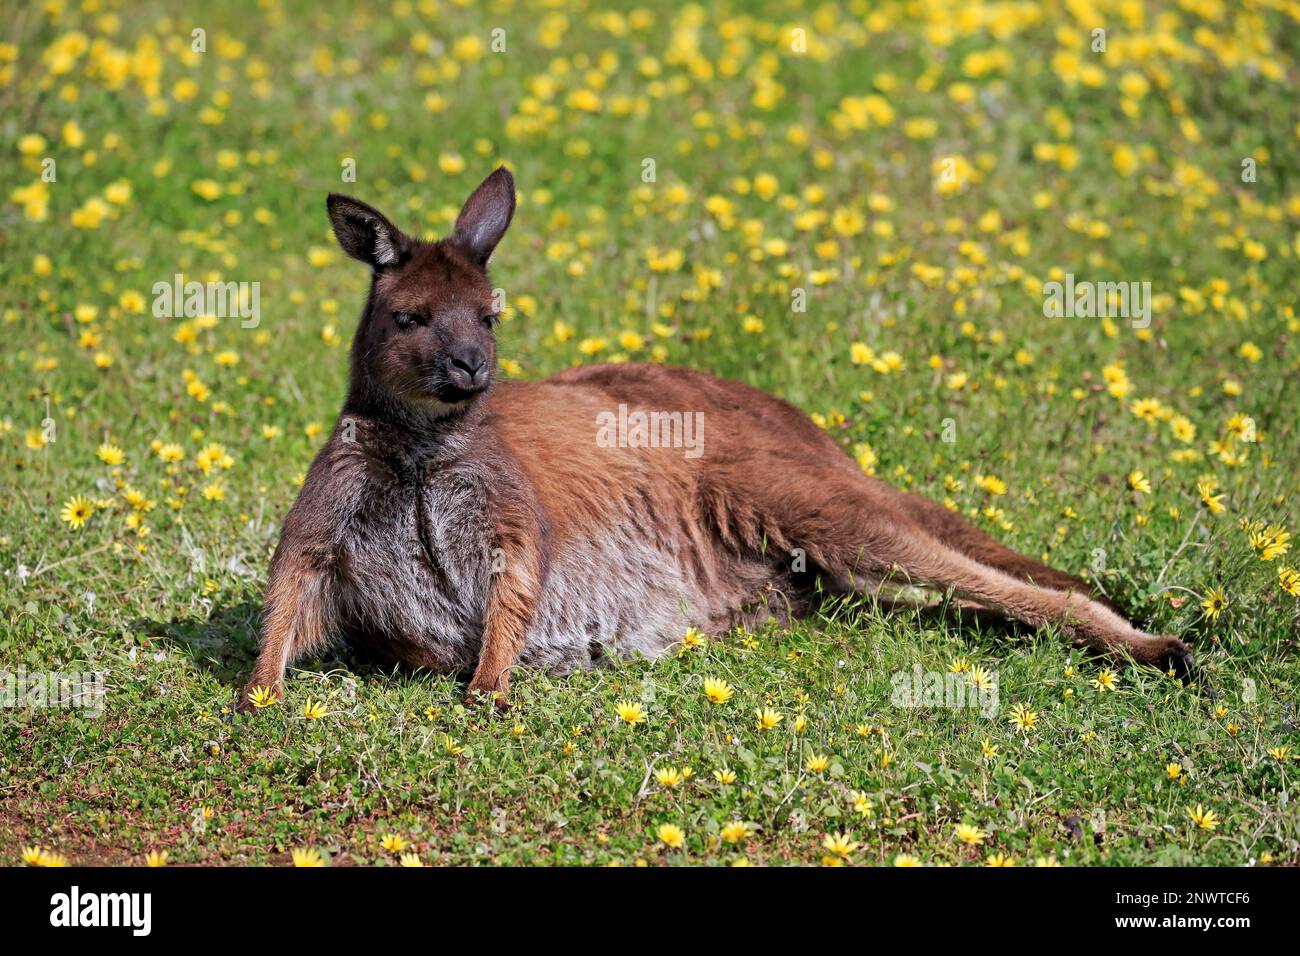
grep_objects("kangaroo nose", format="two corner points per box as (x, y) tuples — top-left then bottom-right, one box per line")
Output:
(447, 351), (488, 389)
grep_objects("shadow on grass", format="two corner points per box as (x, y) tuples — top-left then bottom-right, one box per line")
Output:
(130, 599), (453, 695)
(130, 600), (263, 688)
(131, 585), (1182, 704)
(815, 587), (1031, 646)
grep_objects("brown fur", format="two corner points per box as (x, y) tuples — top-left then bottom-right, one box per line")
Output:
(238, 169), (1191, 711)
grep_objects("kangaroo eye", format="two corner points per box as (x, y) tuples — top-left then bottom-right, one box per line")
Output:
(392, 311), (418, 329)
(482, 313), (500, 328)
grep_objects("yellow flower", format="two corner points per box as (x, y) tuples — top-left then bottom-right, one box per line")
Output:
(1112, 144), (1139, 177)
(18, 133), (47, 155)
(1200, 589), (1227, 620)
(62, 120), (85, 148)
(1225, 413), (1256, 442)
(893, 853), (921, 867)
(1278, 566), (1300, 597)
(96, 443), (125, 466)
(1250, 526), (1291, 562)
(615, 700), (646, 725)
(291, 847), (327, 867)
(1198, 480), (1226, 514)
(878, 350), (904, 372)
(399, 852), (423, 867)
(380, 834), (409, 853)
(145, 850), (168, 867)
(247, 685), (279, 709)
(985, 852), (1016, 867)
(59, 495), (94, 529)
(954, 823), (986, 845)
(302, 699), (327, 720)
(1127, 471), (1151, 495)
(104, 180), (131, 205)
(1130, 398), (1164, 424)
(657, 823), (685, 848)
(903, 116), (938, 139)
(645, 247), (683, 273)
(703, 675), (734, 704)
(1169, 416), (1196, 443)
(1267, 746), (1291, 762)
(805, 753), (830, 774)
(1008, 703), (1037, 730)
(566, 88), (601, 112)
(1165, 763), (1183, 780)
(753, 172), (779, 200)
(452, 35), (485, 61)
(720, 821), (750, 844)
(1091, 668), (1117, 692)
(123, 487), (154, 512)
(22, 846), (44, 865)
(755, 707), (783, 731)
(679, 627), (705, 651)
(1186, 804), (1219, 830)
(854, 443), (878, 475)
(831, 207), (864, 236)
(850, 342), (876, 365)
(713, 767), (737, 784)
(822, 831), (860, 858)
(655, 766), (683, 788)
(191, 178), (223, 201)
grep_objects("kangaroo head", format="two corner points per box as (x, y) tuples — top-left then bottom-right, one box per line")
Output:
(328, 167), (516, 414)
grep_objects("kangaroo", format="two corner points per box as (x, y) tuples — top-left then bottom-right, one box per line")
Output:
(238, 167), (1192, 711)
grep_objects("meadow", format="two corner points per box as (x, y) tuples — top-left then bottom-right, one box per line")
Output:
(2, 0), (1298, 866)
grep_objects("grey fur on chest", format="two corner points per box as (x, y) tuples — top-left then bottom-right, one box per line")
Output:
(332, 466), (493, 673)
(324, 450), (780, 678)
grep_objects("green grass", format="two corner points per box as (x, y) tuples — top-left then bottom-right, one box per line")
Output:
(2, 0), (1299, 866)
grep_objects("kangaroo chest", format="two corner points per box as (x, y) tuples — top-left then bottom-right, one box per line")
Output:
(334, 467), (493, 673)
(332, 459), (782, 677)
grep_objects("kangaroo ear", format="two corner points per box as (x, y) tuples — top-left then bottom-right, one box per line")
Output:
(327, 194), (407, 269)
(452, 167), (516, 267)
